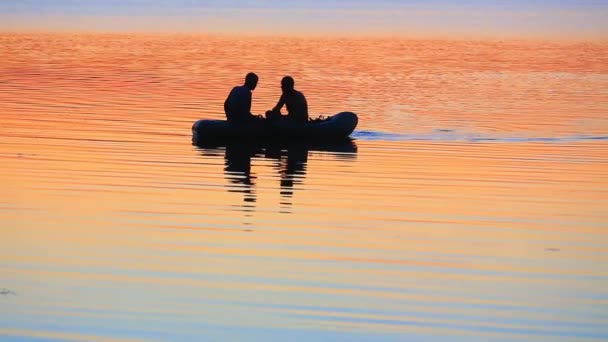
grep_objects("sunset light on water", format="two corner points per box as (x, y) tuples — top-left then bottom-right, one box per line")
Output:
(1, 1), (607, 341)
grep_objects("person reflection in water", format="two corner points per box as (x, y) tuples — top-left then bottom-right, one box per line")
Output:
(221, 141), (357, 214)
(223, 143), (309, 213)
(224, 143), (257, 210)
(265, 145), (309, 212)
(266, 76), (308, 124)
(224, 72), (261, 124)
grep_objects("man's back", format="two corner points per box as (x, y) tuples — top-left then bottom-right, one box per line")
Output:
(284, 90), (308, 123)
(224, 85), (252, 122)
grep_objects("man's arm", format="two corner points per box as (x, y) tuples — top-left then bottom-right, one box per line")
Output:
(244, 90), (253, 117)
(224, 88), (234, 115)
(272, 94), (286, 113)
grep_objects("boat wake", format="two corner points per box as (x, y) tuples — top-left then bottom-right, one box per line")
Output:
(352, 130), (608, 143)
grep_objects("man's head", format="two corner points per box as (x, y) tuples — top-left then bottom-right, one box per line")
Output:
(281, 76), (295, 93)
(244, 72), (258, 90)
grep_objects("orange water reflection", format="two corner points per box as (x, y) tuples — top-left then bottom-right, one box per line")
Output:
(1, 33), (607, 340)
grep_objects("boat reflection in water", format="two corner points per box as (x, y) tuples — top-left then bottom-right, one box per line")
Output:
(194, 139), (357, 214)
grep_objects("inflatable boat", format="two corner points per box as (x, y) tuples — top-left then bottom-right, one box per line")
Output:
(192, 111), (358, 143)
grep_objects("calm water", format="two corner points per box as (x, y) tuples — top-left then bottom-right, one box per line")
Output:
(1, 33), (608, 341)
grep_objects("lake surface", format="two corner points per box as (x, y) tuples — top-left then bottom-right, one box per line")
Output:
(1, 33), (607, 341)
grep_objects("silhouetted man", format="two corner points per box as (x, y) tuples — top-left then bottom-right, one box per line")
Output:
(268, 76), (308, 123)
(224, 72), (259, 123)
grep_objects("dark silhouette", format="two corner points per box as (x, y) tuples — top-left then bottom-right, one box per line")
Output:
(224, 143), (257, 210)
(195, 140), (357, 215)
(226, 143), (309, 212)
(224, 72), (260, 124)
(267, 76), (308, 123)
(274, 145), (308, 211)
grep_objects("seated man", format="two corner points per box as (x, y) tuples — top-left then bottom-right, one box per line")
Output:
(224, 72), (259, 124)
(267, 76), (308, 123)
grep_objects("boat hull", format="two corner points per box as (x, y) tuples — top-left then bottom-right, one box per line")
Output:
(192, 111), (358, 143)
